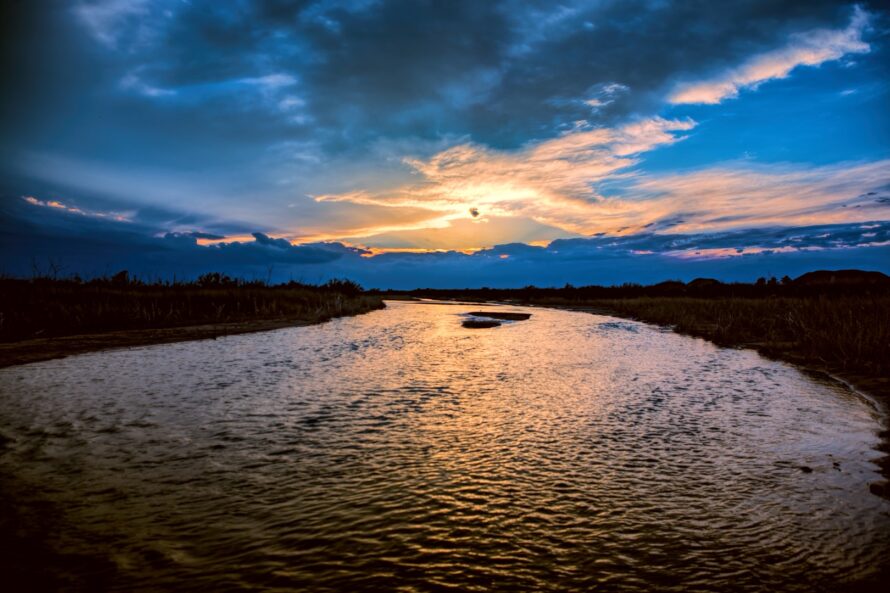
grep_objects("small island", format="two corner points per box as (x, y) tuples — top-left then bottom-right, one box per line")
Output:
(467, 311), (532, 321)
(462, 310), (533, 328)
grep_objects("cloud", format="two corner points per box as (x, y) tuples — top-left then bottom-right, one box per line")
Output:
(669, 5), (871, 104)
(3, 192), (889, 287)
(118, 70), (299, 111)
(181, 233), (349, 265)
(1, 196), (355, 278)
(22, 195), (133, 222)
(630, 159), (890, 232)
(14, 152), (278, 228)
(267, 220), (890, 288)
(73, 0), (151, 48)
(312, 121), (889, 245)
(63, 0), (861, 150)
(314, 116), (695, 238)
(348, 216), (574, 252)
(166, 231), (226, 241)
(119, 72), (177, 97)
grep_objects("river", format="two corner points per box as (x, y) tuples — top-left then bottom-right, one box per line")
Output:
(0, 301), (887, 592)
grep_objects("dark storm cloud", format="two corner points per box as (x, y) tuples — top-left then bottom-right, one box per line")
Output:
(351, 222), (890, 287)
(611, 222), (886, 254)
(0, 195), (352, 278)
(163, 230), (222, 241)
(240, 0), (879, 147)
(6, 0), (877, 158)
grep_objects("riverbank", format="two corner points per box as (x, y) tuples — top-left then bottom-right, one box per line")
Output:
(0, 313), (378, 368)
(535, 296), (888, 385)
(0, 274), (384, 368)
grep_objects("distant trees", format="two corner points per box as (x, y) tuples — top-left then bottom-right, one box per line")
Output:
(376, 272), (890, 301)
(13, 266), (368, 297)
(323, 279), (363, 297)
(197, 272), (239, 288)
(111, 270), (130, 285)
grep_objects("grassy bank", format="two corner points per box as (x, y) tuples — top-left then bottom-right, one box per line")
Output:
(0, 273), (384, 366)
(539, 295), (889, 380)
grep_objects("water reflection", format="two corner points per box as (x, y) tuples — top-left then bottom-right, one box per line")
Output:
(0, 301), (888, 591)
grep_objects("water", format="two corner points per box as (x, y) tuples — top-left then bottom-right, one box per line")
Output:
(0, 301), (888, 592)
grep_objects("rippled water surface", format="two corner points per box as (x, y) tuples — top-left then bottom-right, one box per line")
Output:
(1, 301), (889, 592)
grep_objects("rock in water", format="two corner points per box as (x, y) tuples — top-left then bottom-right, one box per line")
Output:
(462, 319), (502, 328)
(467, 311), (531, 321)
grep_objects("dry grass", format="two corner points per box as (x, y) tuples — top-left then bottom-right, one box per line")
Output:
(0, 276), (384, 342)
(565, 296), (890, 376)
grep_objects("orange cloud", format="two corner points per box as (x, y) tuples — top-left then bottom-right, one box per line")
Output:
(632, 160), (890, 233)
(669, 6), (870, 105)
(309, 112), (889, 248)
(195, 234), (257, 246)
(313, 116), (695, 240)
(345, 215), (575, 251)
(22, 195), (132, 222)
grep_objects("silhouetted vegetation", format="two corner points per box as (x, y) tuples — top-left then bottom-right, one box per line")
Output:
(581, 296), (889, 377)
(0, 272), (383, 342)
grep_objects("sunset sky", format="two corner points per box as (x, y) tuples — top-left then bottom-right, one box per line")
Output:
(1, 0), (888, 287)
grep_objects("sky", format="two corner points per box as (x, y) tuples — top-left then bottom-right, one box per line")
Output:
(1, 0), (888, 288)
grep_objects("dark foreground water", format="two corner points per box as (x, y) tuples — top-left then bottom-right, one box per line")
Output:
(0, 301), (888, 592)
